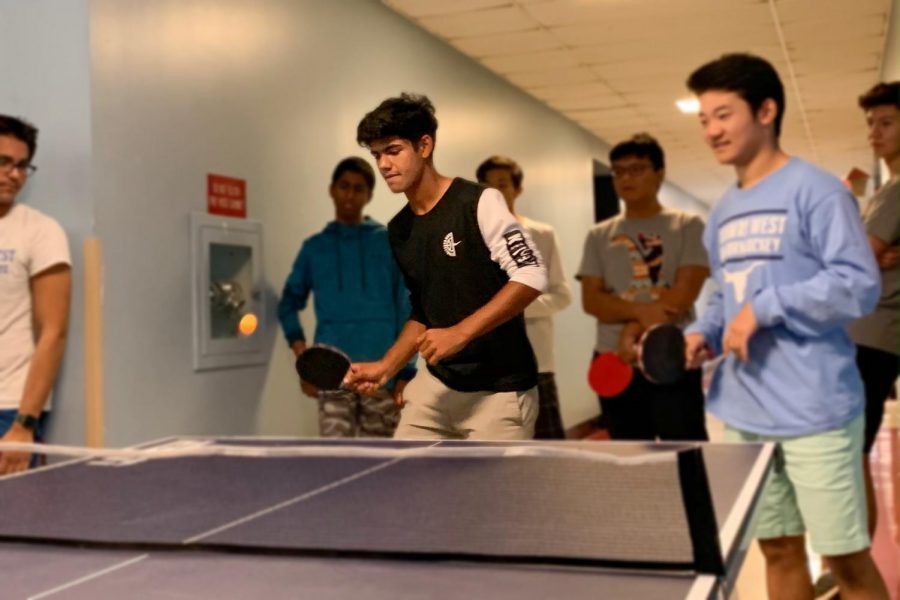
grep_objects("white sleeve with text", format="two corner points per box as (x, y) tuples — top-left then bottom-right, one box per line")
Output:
(476, 188), (548, 293)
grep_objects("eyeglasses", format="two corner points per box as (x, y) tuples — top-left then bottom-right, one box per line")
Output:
(0, 155), (37, 176)
(611, 164), (653, 178)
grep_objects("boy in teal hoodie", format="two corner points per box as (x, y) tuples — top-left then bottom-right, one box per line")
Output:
(278, 157), (416, 437)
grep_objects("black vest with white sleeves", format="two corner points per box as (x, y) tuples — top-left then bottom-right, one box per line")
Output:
(388, 178), (538, 392)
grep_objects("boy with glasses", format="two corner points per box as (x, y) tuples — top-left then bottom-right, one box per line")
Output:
(577, 133), (710, 441)
(0, 115), (71, 474)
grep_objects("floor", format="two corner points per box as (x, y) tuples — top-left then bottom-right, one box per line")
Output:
(869, 405), (900, 599)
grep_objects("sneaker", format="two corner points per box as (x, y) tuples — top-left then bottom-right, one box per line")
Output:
(813, 570), (840, 600)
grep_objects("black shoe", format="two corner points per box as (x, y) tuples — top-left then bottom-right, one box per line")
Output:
(813, 570), (840, 600)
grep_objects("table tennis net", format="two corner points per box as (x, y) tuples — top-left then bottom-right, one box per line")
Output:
(0, 440), (724, 575)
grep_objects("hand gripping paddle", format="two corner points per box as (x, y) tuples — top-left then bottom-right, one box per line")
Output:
(295, 345), (351, 391)
(588, 324), (692, 396)
(638, 323), (728, 384)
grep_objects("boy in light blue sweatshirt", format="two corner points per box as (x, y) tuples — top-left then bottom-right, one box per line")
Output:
(684, 54), (887, 599)
(277, 157), (416, 437)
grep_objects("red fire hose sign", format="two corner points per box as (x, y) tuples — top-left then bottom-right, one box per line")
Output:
(207, 174), (246, 218)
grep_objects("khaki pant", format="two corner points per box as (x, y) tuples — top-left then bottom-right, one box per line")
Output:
(395, 369), (537, 440)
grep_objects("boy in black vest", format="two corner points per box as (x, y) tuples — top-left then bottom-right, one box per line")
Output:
(345, 94), (547, 439)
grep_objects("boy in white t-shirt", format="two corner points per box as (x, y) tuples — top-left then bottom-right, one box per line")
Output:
(0, 115), (71, 474)
(476, 156), (572, 439)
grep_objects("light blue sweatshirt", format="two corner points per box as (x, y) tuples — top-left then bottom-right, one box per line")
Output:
(687, 158), (880, 436)
(277, 218), (417, 384)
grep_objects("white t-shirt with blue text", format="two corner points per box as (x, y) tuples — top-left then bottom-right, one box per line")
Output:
(0, 203), (70, 410)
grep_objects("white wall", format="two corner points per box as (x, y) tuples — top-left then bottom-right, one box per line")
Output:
(0, 0), (94, 445)
(88, 0), (294, 444)
(8, 0), (711, 445)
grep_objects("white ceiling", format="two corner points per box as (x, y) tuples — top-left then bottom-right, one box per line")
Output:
(382, 0), (893, 203)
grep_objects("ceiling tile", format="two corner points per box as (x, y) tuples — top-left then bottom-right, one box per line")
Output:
(384, 0), (513, 19)
(526, 81), (620, 100)
(504, 66), (598, 87)
(382, 0), (893, 203)
(482, 49), (582, 73)
(451, 29), (563, 57)
(419, 6), (536, 38)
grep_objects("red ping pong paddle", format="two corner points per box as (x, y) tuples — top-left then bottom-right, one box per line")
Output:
(295, 345), (351, 391)
(588, 352), (634, 397)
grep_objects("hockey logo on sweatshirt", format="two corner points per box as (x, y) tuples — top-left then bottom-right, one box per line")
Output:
(503, 229), (539, 267)
(718, 211), (787, 265)
(718, 210), (787, 302)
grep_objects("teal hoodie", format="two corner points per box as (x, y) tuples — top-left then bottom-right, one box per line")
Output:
(277, 218), (416, 383)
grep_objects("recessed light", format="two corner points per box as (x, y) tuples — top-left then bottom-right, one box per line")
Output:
(676, 98), (700, 114)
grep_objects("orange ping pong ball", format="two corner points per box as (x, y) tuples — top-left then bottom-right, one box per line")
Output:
(238, 313), (258, 336)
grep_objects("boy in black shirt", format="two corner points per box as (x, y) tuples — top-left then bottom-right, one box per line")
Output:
(345, 94), (547, 439)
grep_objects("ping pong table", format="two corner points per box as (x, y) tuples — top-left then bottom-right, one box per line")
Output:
(0, 437), (774, 599)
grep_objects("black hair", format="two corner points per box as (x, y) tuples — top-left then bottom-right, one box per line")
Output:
(357, 93), (438, 148)
(0, 114), (38, 160)
(331, 156), (375, 191)
(687, 53), (785, 138)
(475, 155), (524, 188)
(609, 133), (665, 170)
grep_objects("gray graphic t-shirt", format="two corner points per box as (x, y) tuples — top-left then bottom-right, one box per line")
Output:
(848, 176), (900, 355)
(577, 210), (708, 353)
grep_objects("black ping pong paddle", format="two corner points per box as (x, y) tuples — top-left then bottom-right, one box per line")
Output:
(295, 345), (351, 391)
(637, 324), (687, 385)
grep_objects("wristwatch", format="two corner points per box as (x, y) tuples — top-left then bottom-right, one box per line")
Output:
(13, 413), (39, 431)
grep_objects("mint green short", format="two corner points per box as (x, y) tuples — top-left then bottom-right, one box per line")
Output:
(724, 412), (870, 557)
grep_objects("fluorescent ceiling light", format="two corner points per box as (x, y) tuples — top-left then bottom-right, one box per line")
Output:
(676, 98), (700, 114)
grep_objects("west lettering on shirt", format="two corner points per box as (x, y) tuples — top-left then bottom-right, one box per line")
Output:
(718, 211), (787, 264)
